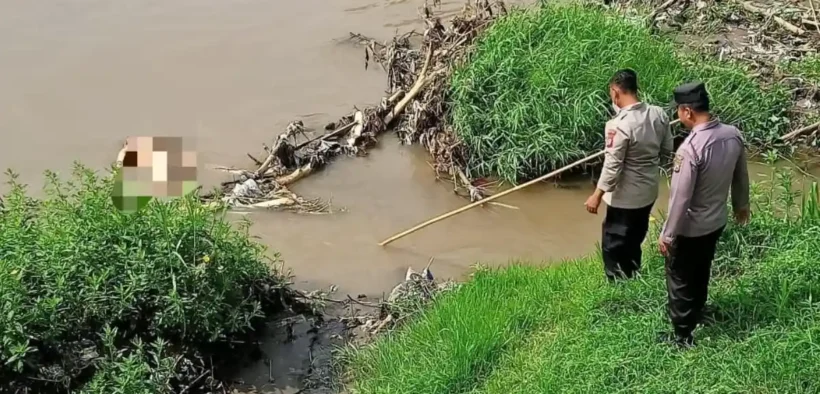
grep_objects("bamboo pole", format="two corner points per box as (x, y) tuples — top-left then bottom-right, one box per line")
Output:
(378, 150), (606, 246)
(378, 120), (684, 246)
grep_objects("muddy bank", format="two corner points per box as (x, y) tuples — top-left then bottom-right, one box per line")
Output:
(227, 263), (459, 394)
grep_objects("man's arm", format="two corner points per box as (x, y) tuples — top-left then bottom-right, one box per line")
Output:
(596, 125), (630, 193)
(731, 141), (750, 219)
(661, 148), (697, 244)
(659, 112), (674, 164)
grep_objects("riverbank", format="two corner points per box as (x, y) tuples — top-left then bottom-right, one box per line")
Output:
(0, 167), (308, 393)
(3, 0), (820, 392)
(345, 170), (820, 393)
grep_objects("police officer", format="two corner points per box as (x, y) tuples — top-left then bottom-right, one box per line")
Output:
(585, 69), (674, 281)
(658, 81), (750, 347)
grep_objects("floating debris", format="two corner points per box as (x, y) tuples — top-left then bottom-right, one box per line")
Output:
(205, 1), (509, 208)
(207, 0), (818, 212)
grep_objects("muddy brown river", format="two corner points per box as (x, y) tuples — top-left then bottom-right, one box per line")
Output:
(0, 0), (814, 302)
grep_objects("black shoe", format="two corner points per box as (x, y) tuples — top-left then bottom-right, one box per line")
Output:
(658, 332), (695, 349)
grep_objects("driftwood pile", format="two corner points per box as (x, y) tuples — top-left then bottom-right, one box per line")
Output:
(332, 260), (459, 339)
(206, 0), (510, 210)
(645, 0), (820, 136)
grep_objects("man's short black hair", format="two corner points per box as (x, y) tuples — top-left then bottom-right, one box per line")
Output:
(609, 69), (639, 94)
(678, 101), (710, 112)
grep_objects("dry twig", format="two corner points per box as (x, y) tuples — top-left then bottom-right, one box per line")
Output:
(739, 1), (806, 35)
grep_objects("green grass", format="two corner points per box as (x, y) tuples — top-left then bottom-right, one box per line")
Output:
(450, 4), (791, 183)
(0, 166), (285, 393)
(784, 54), (820, 85)
(346, 171), (820, 393)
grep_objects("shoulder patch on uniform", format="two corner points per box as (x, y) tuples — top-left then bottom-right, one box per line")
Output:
(606, 129), (617, 148)
(673, 154), (683, 173)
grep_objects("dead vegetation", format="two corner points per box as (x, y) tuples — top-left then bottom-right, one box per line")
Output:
(299, 259), (459, 342)
(643, 0), (820, 134)
(201, 0), (819, 213)
(204, 0), (509, 209)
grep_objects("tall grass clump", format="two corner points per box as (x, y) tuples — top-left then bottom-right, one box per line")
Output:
(346, 169), (820, 394)
(450, 4), (791, 182)
(0, 166), (287, 393)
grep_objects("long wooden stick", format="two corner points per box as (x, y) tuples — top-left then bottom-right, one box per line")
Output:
(378, 150), (606, 246)
(378, 119), (683, 246)
(780, 120), (820, 140)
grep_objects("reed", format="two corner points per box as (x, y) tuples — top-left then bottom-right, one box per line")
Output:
(450, 4), (791, 183)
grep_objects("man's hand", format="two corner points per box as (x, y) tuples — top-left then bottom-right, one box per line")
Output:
(734, 207), (750, 225)
(584, 191), (603, 214)
(658, 235), (671, 257)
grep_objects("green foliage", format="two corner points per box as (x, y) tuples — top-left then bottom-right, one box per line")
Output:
(0, 165), (283, 392)
(79, 328), (178, 394)
(784, 54), (820, 85)
(346, 170), (820, 393)
(450, 4), (791, 182)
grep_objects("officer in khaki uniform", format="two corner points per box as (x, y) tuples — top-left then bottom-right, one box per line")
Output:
(658, 81), (750, 347)
(585, 69), (674, 281)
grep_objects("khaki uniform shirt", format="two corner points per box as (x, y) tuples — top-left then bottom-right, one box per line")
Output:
(661, 120), (750, 243)
(598, 102), (674, 209)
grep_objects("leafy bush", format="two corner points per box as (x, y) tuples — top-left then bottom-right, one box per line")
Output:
(346, 169), (820, 393)
(0, 166), (285, 392)
(450, 4), (791, 182)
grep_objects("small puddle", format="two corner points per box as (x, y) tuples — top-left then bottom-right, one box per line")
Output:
(227, 313), (347, 394)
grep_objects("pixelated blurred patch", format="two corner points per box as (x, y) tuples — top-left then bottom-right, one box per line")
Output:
(111, 172), (152, 212)
(112, 195), (153, 212)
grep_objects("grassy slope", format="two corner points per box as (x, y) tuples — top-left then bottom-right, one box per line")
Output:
(346, 174), (820, 394)
(450, 4), (791, 183)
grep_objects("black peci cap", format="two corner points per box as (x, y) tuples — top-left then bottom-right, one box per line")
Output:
(673, 81), (709, 107)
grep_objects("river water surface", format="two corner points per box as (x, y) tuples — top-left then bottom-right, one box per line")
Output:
(0, 0), (812, 300)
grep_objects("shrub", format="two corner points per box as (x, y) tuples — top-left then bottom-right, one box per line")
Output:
(345, 169), (820, 393)
(0, 166), (285, 392)
(450, 4), (791, 182)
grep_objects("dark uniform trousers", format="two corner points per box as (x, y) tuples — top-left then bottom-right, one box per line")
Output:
(665, 226), (724, 337)
(601, 203), (654, 280)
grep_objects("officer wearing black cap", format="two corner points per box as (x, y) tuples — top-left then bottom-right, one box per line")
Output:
(658, 81), (750, 347)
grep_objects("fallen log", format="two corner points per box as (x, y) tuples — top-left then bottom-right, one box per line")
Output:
(780, 121), (820, 140)
(250, 198), (297, 209)
(275, 162), (314, 186)
(385, 50), (439, 126)
(346, 111), (366, 147)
